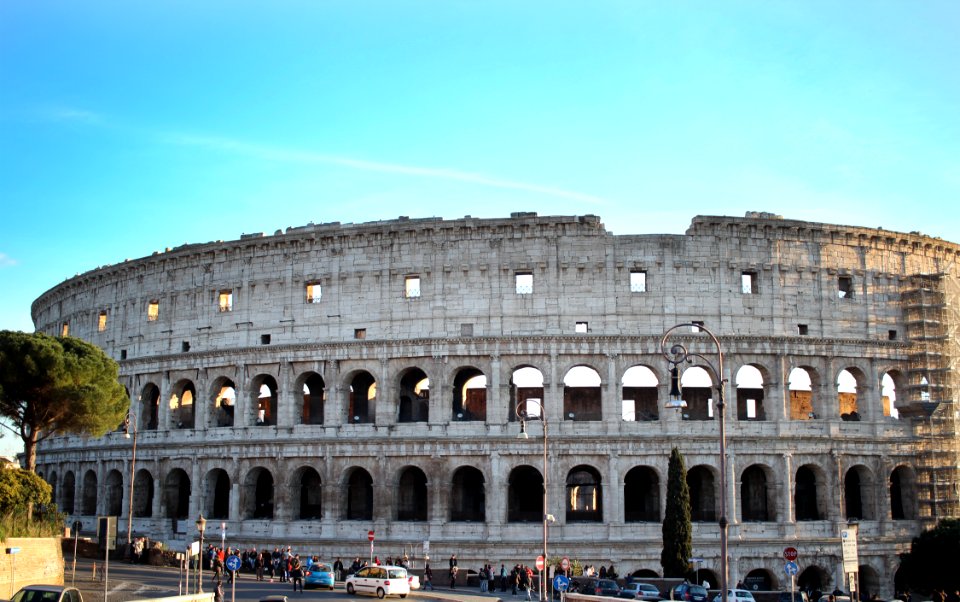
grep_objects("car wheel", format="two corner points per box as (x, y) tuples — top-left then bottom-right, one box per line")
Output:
(347, 583), (356, 595)
(400, 595), (407, 599)
(377, 587), (386, 599)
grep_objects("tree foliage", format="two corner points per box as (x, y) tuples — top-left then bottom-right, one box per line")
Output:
(661, 447), (693, 578)
(0, 330), (129, 471)
(898, 518), (960, 592)
(0, 466), (51, 514)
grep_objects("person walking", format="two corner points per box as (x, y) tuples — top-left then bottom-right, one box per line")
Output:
(423, 564), (434, 591)
(290, 555), (304, 593)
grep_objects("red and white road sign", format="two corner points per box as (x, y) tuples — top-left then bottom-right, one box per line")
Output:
(561, 557), (570, 571)
(535, 555), (545, 571)
(783, 547), (798, 562)
(368, 530), (375, 542)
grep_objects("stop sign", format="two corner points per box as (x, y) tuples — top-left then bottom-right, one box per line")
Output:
(783, 547), (798, 562)
(368, 530), (375, 542)
(535, 555), (545, 571)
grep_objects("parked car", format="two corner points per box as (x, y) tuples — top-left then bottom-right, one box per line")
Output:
(11, 586), (83, 602)
(818, 596), (851, 602)
(304, 562), (336, 590)
(711, 590), (757, 602)
(345, 565), (411, 598)
(778, 592), (809, 602)
(671, 583), (709, 602)
(620, 583), (663, 600)
(407, 574), (420, 590)
(593, 579), (622, 597)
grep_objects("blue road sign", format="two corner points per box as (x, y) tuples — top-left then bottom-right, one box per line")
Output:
(784, 561), (799, 576)
(554, 575), (570, 592)
(226, 555), (242, 572)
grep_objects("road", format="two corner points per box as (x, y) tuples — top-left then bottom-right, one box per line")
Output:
(65, 559), (500, 602)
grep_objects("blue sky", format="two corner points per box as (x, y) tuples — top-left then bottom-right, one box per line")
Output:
(0, 2), (958, 457)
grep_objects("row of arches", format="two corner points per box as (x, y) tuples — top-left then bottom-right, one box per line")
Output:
(45, 460), (918, 524)
(136, 361), (908, 430)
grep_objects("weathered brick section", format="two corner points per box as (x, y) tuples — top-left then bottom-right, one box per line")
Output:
(1, 538), (64, 594)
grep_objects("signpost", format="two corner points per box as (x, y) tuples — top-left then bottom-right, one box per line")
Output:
(783, 547), (799, 602)
(368, 530), (375, 564)
(554, 574), (570, 601)
(842, 527), (860, 602)
(226, 555), (241, 602)
(98, 516), (117, 602)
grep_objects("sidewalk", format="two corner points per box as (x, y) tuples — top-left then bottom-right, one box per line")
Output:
(416, 585), (509, 602)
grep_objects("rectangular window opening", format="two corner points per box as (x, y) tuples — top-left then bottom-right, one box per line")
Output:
(630, 270), (647, 293)
(515, 272), (533, 295)
(120, 349), (127, 360)
(798, 324), (809, 335)
(575, 321), (588, 333)
(741, 271), (759, 294)
(404, 276), (421, 298)
(181, 341), (191, 352)
(260, 334), (271, 345)
(354, 328), (366, 340)
(306, 282), (322, 304)
(746, 398), (757, 419)
(147, 301), (159, 322)
(97, 311), (108, 332)
(691, 320), (704, 333)
(838, 276), (854, 299)
(888, 329), (897, 340)
(218, 290), (233, 312)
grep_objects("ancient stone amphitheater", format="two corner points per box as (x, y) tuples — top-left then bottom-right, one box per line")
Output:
(31, 212), (960, 596)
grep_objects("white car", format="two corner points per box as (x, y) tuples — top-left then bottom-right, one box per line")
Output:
(712, 590), (757, 602)
(345, 565), (411, 598)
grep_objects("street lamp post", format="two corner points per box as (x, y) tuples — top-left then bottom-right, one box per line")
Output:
(516, 398), (549, 602)
(661, 323), (728, 602)
(123, 411), (138, 550)
(196, 515), (207, 593)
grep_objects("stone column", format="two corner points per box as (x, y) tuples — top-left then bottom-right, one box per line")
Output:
(152, 474), (163, 519)
(96, 459), (106, 516)
(278, 362), (297, 427)
(377, 358), (396, 427)
(195, 372), (209, 431)
(190, 460), (203, 517)
(159, 371), (171, 431)
(604, 354), (619, 426)
(606, 452), (621, 528)
(830, 451), (844, 522)
(429, 359), (448, 425)
(229, 479), (241, 523)
(545, 352), (562, 424)
(325, 360), (341, 427)
(783, 453), (795, 524)
(489, 354), (503, 425)
(488, 452), (505, 527)
(766, 356), (788, 422)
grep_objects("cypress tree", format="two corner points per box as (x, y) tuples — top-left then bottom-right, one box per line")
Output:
(661, 447), (693, 578)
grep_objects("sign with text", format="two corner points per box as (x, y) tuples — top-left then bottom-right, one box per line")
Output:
(841, 528), (859, 573)
(97, 516), (117, 551)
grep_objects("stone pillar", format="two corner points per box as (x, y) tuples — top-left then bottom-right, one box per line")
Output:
(190, 460), (203, 517)
(325, 360), (341, 427)
(605, 354), (619, 426)
(152, 474), (163, 519)
(488, 452), (505, 527)
(545, 352), (561, 424)
(766, 356), (788, 422)
(726, 454), (738, 526)
(878, 457), (893, 534)
(122, 458), (132, 522)
(278, 362), (297, 427)
(235, 364), (248, 428)
(783, 453), (795, 524)
(857, 373), (881, 422)
(229, 479), (241, 523)
(159, 371), (171, 431)
(660, 379), (682, 427)
(429, 359), (449, 425)
(96, 459), (106, 516)
(606, 452), (621, 527)
(195, 372), (209, 431)
(830, 451), (844, 522)
(489, 355), (503, 425)
(377, 358), (395, 426)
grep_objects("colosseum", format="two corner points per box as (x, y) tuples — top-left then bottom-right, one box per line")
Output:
(30, 211), (960, 597)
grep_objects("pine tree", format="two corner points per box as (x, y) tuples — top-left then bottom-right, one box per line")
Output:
(661, 447), (693, 578)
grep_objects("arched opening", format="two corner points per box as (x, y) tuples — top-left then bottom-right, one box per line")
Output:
(62, 471), (76, 514)
(164, 468), (190, 519)
(736, 365), (766, 421)
(687, 465), (717, 521)
(858, 565), (881, 601)
(210, 378), (236, 428)
(81, 470), (98, 515)
(743, 568), (776, 591)
(397, 368), (428, 423)
(347, 372), (377, 424)
(345, 468), (373, 520)
(890, 465), (917, 520)
(452, 367), (486, 421)
(844, 465), (876, 520)
(244, 467), (274, 519)
(838, 368), (862, 420)
(881, 371), (902, 419)
(624, 466), (660, 522)
(795, 465), (826, 521)
(631, 569), (661, 579)
(301, 372), (326, 425)
(450, 466), (485, 522)
(680, 366), (714, 421)
(694, 569), (718, 589)
(566, 465), (602, 522)
(563, 365), (602, 421)
(251, 375), (278, 426)
(140, 383), (160, 430)
(294, 466), (322, 520)
(507, 465), (543, 522)
(797, 566), (829, 592)
(397, 467), (428, 521)
(133, 468), (153, 517)
(510, 366), (544, 422)
(205, 469), (230, 519)
(788, 367), (816, 420)
(741, 464), (776, 522)
(105, 470), (124, 516)
(622, 366), (659, 421)
(169, 380), (196, 429)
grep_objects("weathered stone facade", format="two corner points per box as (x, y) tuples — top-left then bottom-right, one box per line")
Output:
(31, 212), (960, 596)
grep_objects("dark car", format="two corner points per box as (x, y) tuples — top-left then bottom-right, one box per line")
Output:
(778, 593), (809, 602)
(671, 584), (709, 602)
(593, 579), (622, 597)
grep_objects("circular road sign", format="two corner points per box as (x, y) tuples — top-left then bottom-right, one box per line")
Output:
(225, 555), (242, 572)
(368, 530), (375, 542)
(784, 561), (799, 576)
(561, 557), (570, 571)
(535, 555), (545, 571)
(783, 547), (798, 562)
(554, 575), (570, 592)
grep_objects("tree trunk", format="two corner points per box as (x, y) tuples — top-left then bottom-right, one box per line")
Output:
(24, 431), (38, 521)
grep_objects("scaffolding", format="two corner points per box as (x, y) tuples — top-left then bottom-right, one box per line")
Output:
(901, 273), (960, 523)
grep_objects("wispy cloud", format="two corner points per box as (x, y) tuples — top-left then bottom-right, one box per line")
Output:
(163, 132), (609, 205)
(0, 253), (18, 268)
(38, 105), (104, 124)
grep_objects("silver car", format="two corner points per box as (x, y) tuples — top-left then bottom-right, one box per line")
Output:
(11, 586), (84, 602)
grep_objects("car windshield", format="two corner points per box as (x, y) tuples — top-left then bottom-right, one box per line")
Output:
(641, 585), (659, 592)
(312, 564), (332, 571)
(387, 569), (407, 579)
(14, 590), (63, 602)
(690, 586), (707, 595)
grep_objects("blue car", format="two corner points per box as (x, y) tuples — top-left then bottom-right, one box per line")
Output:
(304, 562), (336, 590)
